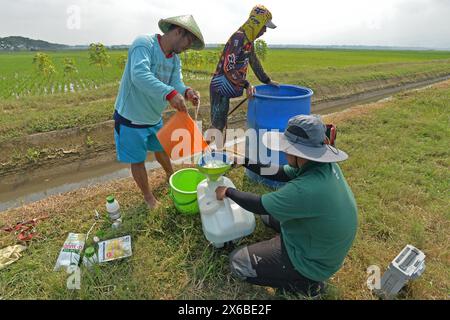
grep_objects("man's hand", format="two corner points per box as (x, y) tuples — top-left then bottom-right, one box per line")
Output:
(215, 186), (228, 201)
(169, 93), (187, 112)
(268, 80), (280, 87)
(186, 89), (200, 107)
(246, 85), (256, 98)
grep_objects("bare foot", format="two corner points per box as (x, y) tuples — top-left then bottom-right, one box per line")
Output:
(144, 195), (161, 210)
(146, 199), (161, 210)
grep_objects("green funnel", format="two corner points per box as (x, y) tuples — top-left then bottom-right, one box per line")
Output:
(197, 152), (232, 181)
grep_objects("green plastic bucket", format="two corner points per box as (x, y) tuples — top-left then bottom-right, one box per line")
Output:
(169, 168), (206, 215)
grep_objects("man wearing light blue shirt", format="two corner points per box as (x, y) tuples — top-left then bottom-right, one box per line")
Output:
(114, 15), (205, 208)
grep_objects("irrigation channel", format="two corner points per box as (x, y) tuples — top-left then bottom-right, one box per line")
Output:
(1, 75), (449, 212)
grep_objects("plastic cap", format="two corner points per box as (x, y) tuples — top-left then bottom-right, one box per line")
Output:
(106, 195), (115, 203)
(85, 246), (95, 258)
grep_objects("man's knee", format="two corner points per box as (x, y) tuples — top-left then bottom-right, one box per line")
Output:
(130, 161), (145, 169)
(229, 246), (257, 280)
(259, 215), (281, 233)
(260, 215), (270, 227)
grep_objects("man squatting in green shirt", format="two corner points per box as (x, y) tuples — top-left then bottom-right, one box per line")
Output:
(215, 115), (358, 297)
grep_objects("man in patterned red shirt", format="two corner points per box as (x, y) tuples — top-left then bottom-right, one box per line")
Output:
(209, 5), (279, 147)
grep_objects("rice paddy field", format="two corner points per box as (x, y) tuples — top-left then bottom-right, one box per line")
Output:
(1, 49), (450, 99)
(1, 48), (450, 144)
(0, 48), (449, 144)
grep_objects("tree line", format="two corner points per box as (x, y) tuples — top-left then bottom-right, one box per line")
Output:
(32, 40), (269, 79)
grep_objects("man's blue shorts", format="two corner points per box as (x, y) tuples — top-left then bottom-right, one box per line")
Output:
(114, 115), (164, 164)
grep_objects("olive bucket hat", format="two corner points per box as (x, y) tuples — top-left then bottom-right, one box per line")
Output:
(158, 15), (205, 50)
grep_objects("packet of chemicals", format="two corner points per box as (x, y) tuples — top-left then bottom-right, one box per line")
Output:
(98, 235), (132, 263)
(54, 233), (86, 271)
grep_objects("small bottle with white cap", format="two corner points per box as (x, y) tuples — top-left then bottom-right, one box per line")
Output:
(106, 195), (122, 229)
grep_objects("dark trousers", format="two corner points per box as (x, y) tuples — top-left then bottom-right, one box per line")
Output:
(229, 215), (325, 296)
(209, 87), (230, 132)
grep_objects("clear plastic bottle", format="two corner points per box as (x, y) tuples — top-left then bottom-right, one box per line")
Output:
(106, 195), (121, 221)
(112, 218), (122, 229)
(83, 246), (98, 268)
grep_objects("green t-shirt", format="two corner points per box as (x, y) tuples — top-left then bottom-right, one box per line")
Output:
(261, 162), (358, 282)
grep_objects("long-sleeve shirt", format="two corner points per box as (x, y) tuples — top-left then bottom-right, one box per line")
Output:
(225, 161), (289, 215)
(114, 34), (189, 125)
(210, 30), (271, 98)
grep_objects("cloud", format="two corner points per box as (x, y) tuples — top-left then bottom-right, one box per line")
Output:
(0, 0), (449, 48)
(295, 0), (450, 48)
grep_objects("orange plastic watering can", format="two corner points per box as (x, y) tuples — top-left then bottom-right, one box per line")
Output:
(157, 111), (208, 160)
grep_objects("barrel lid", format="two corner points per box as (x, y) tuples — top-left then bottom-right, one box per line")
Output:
(254, 84), (314, 100)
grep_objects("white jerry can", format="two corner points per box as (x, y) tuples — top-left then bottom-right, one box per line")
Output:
(197, 176), (256, 248)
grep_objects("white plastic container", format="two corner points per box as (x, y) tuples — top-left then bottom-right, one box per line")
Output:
(376, 245), (426, 299)
(197, 176), (256, 248)
(106, 195), (121, 221)
(112, 218), (122, 229)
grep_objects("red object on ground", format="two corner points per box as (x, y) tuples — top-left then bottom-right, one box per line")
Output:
(1, 216), (49, 242)
(325, 124), (337, 146)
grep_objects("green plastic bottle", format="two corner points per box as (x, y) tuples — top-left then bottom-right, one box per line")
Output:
(83, 246), (98, 268)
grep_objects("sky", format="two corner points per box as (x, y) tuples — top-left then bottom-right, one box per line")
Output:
(0, 0), (449, 49)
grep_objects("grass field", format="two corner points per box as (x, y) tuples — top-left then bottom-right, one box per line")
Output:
(1, 49), (449, 98)
(1, 49), (449, 145)
(0, 50), (125, 99)
(0, 80), (448, 300)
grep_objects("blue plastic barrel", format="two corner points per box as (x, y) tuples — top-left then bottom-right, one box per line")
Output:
(245, 84), (313, 188)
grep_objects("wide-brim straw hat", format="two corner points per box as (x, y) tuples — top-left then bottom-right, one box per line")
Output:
(158, 15), (205, 50)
